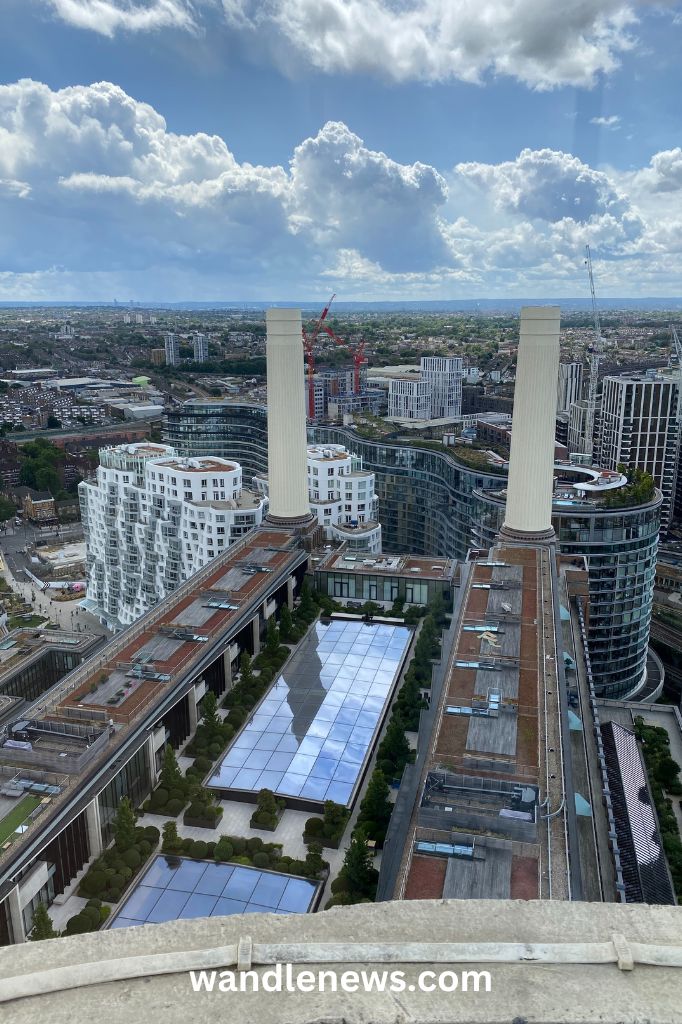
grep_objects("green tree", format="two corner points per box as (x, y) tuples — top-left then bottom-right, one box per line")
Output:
(159, 744), (185, 795)
(0, 494), (16, 522)
(342, 828), (376, 897)
(201, 690), (221, 730)
(239, 651), (254, 686)
(357, 771), (392, 834)
(279, 604), (293, 642)
(29, 901), (58, 940)
(298, 580), (317, 622)
(46, 415), (62, 429)
(377, 714), (412, 776)
(265, 616), (280, 655)
(161, 820), (181, 853)
(113, 796), (137, 852)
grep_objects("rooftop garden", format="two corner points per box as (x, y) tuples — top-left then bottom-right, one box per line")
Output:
(600, 465), (656, 508)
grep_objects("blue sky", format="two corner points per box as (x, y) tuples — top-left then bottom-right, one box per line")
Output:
(0, 0), (681, 300)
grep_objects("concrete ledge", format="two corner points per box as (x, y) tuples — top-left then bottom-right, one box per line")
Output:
(2, 899), (682, 1023)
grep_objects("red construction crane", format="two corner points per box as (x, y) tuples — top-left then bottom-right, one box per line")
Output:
(302, 293), (335, 419)
(322, 324), (368, 394)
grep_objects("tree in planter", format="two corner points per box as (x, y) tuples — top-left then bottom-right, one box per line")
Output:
(162, 820), (182, 853)
(279, 604), (293, 642)
(356, 770), (392, 840)
(341, 828), (377, 898)
(239, 651), (255, 687)
(251, 788), (283, 829)
(265, 616), (280, 656)
(113, 796), (137, 852)
(377, 714), (412, 778)
(29, 901), (58, 940)
(201, 690), (221, 731)
(159, 743), (186, 798)
(298, 580), (317, 622)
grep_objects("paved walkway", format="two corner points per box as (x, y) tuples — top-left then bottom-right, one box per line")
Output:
(0, 557), (110, 638)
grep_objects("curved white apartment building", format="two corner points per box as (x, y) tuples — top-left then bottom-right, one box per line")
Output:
(253, 443), (381, 554)
(79, 443), (267, 630)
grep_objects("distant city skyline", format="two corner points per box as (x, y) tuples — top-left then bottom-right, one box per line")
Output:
(0, 1), (681, 301)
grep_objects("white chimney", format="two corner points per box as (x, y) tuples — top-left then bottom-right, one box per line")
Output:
(265, 307), (313, 524)
(500, 306), (560, 542)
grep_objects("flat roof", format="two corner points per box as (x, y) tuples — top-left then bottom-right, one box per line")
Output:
(315, 547), (454, 581)
(108, 855), (318, 929)
(208, 620), (411, 807)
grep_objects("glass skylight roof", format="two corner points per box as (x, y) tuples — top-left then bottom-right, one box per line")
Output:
(108, 855), (318, 928)
(208, 620), (411, 806)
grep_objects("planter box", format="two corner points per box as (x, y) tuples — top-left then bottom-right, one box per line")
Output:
(183, 811), (223, 829)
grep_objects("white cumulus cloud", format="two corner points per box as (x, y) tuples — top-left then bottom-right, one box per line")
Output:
(1, 77), (681, 299)
(40, 0), (657, 90)
(44, 0), (199, 37)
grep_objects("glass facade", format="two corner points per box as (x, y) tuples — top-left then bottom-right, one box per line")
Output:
(98, 745), (153, 846)
(163, 402), (268, 479)
(0, 649), (84, 703)
(312, 427), (504, 558)
(473, 489), (662, 699)
(109, 855), (318, 928)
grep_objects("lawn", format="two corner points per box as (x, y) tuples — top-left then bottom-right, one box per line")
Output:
(0, 794), (41, 845)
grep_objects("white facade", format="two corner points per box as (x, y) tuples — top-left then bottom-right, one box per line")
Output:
(254, 443), (382, 554)
(388, 378), (432, 420)
(557, 362), (583, 414)
(420, 356), (464, 418)
(164, 333), (179, 367)
(502, 306), (561, 538)
(79, 443), (267, 630)
(598, 371), (679, 531)
(193, 333), (208, 363)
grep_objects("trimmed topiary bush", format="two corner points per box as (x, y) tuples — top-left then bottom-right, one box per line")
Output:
(122, 848), (141, 869)
(166, 798), (185, 816)
(190, 840), (208, 859)
(252, 851), (270, 869)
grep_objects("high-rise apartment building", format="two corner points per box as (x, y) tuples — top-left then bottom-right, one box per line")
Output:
(420, 355), (463, 418)
(164, 332), (179, 366)
(387, 378), (432, 420)
(193, 332), (208, 363)
(557, 361), (583, 414)
(598, 371), (679, 532)
(387, 357), (463, 421)
(79, 442), (266, 630)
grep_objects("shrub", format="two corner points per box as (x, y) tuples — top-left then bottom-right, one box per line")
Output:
(100, 905), (111, 923)
(304, 816), (323, 836)
(252, 851), (270, 869)
(330, 874), (350, 894)
(85, 898), (102, 909)
(104, 887), (121, 902)
(247, 836), (264, 853)
(206, 842), (216, 858)
(65, 913), (94, 935)
(231, 837), (246, 855)
(108, 873), (125, 891)
(82, 905), (102, 928)
(168, 788), (185, 803)
(193, 757), (213, 773)
(119, 865), (133, 882)
(182, 838), (194, 852)
(150, 787), (169, 809)
(81, 870), (106, 896)
(190, 840), (208, 859)
(122, 847), (141, 869)
(214, 837), (234, 861)
(231, 854), (252, 865)
(138, 839), (152, 858)
(208, 743), (223, 759)
(166, 798), (185, 816)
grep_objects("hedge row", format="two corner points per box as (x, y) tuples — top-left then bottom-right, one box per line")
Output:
(161, 825), (328, 880)
(64, 899), (111, 936)
(78, 825), (160, 903)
